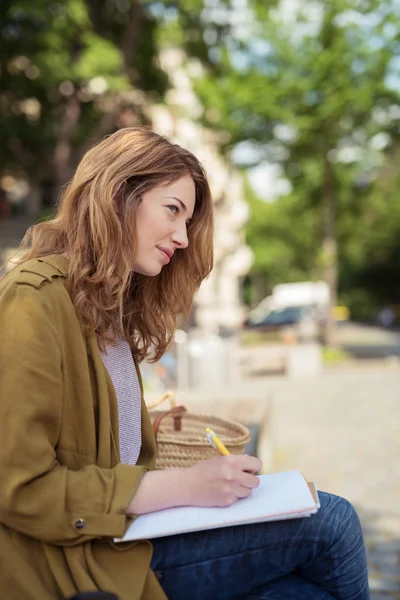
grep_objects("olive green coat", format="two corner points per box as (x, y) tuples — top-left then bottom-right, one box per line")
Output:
(0, 255), (167, 600)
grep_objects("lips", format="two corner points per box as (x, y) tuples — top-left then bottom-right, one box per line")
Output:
(157, 246), (173, 263)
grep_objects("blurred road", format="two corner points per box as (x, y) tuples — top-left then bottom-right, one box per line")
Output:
(240, 321), (400, 377)
(337, 322), (400, 359)
(240, 364), (400, 599)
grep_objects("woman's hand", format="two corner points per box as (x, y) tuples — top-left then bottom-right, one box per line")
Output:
(127, 454), (263, 515)
(182, 454), (262, 507)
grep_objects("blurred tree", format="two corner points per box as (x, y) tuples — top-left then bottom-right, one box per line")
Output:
(339, 141), (400, 319)
(0, 0), (170, 197)
(194, 0), (400, 342)
(0, 0), (236, 206)
(243, 177), (319, 307)
(2, 0), (400, 328)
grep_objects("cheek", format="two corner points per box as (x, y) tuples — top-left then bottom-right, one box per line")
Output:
(137, 210), (156, 237)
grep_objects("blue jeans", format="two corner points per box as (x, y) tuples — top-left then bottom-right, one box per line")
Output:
(151, 492), (370, 599)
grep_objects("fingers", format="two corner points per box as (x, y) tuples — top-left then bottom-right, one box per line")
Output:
(238, 470), (260, 489)
(187, 454), (262, 507)
(223, 457), (261, 502)
(235, 487), (253, 499)
(231, 469), (260, 503)
(226, 454), (263, 474)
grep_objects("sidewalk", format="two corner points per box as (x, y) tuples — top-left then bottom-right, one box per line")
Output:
(252, 366), (400, 599)
(147, 353), (399, 596)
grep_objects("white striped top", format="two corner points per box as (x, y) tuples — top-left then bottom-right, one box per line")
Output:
(100, 336), (142, 465)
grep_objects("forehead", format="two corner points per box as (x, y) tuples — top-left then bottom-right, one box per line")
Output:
(165, 175), (195, 195)
(161, 175), (196, 211)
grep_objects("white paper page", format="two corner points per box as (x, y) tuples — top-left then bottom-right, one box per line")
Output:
(116, 470), (319, 542)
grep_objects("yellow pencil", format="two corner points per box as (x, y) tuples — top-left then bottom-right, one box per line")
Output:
(205, 427), (230, 456)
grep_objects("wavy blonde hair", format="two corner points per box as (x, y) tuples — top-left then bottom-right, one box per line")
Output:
(19, 127), (214, 361)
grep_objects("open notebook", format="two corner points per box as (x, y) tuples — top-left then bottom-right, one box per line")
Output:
(116, 470), (320, 542)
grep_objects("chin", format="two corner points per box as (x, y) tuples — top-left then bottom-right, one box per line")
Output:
(134, 263), (163, 277)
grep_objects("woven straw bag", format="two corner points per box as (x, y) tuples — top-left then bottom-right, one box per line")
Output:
(147, 391), (251, 470)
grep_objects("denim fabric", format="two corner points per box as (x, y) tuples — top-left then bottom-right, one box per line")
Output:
(151, 491), (370, 600)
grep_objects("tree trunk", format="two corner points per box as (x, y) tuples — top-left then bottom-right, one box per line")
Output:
(76, 1), (144, 162)
(322, 153), (337, 346)
(248, 274), (257, 308)
(120, 1), (143, 75)
(250, 273), (267, 308)
(54, 93), (81, 192)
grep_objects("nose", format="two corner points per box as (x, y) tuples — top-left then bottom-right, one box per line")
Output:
(172, 221), (189, 249)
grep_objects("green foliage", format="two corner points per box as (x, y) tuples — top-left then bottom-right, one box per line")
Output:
(0, 0), (170, 187)
(322, 346), (350, 364)
(0, 0), (241, 192)
(2, 0), (400, 320)
(195, 0), (400, 318)
(74, 36), (124, 81)
(245, 178), (320, 287)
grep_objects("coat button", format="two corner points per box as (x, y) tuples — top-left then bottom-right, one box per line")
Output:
(75, 518), (86, 530)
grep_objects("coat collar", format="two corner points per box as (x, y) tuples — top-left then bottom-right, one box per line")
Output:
(37, 253), (70, 276)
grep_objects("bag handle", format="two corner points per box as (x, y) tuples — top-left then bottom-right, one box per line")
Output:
(147, 390), (176, 410)
(152, 405), (187, 438)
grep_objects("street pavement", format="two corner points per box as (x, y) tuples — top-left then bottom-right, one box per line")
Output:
(337, 322), (400, 359)
(148, 321), (399, 596)
(244, 364), (400, 599)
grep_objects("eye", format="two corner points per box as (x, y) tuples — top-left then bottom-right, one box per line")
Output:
(167, 205), (179, 215)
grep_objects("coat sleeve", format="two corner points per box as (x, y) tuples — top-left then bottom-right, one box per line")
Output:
(0, 281), (147, 546)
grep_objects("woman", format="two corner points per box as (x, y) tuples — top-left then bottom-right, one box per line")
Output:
(0, 127), (369, 600)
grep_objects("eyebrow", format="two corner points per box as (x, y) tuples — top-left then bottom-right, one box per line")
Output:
(166, 196), (188, 212)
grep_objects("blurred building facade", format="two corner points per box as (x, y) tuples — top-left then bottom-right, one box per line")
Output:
(149, 48), (252, 333)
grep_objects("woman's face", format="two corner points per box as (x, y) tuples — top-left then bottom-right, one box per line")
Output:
(134, 174), (196, 276)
